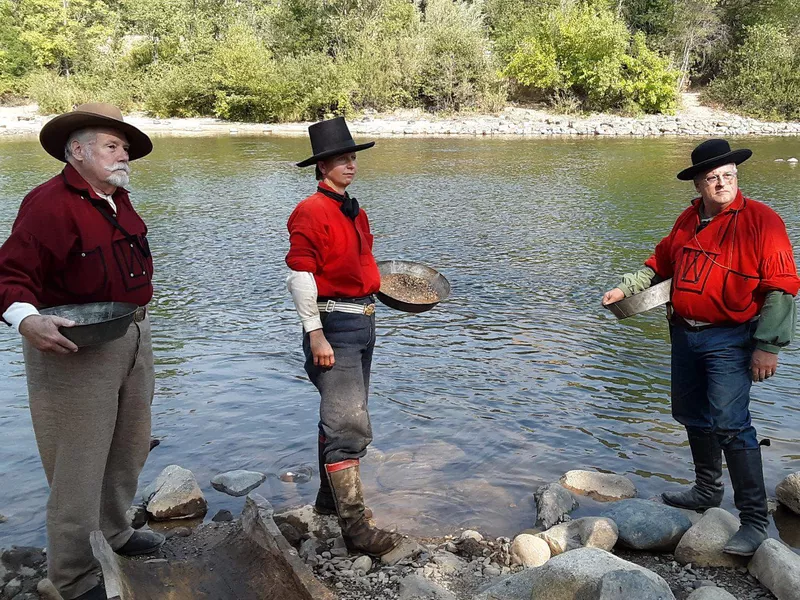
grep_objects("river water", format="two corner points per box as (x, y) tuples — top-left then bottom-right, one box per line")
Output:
(1, 135), (799, 549)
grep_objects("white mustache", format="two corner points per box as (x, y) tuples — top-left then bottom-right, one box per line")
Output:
(105, 162), (130, 174)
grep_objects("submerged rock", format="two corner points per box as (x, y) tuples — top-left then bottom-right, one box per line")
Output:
(559, 470), (637, 501)
(144, 465), (208, 520)
(210, 470), (266, 497)
(536, 517), (618, 556)
(674, 508), (746, 568)
(534, 483), (578, 529)
(602, 498), (692, 551)
(775, 471), (800, 516)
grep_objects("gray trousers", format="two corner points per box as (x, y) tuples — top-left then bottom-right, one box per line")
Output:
(303, 309), (375, 464)
(23, 316), (154, 600)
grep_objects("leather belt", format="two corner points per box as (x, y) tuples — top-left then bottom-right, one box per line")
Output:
(670, 314), (741, 332)
(134, 306), (147, 322)
(318, 300), (375, 316)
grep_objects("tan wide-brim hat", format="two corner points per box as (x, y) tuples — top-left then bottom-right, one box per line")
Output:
(39, 102), (153, 162)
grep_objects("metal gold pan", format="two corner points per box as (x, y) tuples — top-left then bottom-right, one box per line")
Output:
(605, 278), (672, 319)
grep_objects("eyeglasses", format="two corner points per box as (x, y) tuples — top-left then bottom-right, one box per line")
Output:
(702, 172), (737, 185)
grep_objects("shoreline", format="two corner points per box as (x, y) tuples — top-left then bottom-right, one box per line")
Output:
(3, 95), (800, 141)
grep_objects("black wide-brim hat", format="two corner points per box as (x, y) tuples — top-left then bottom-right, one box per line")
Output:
(40, 102), (153, 162)
(677, 138), (752, 181)
(296, 116), (375, 168)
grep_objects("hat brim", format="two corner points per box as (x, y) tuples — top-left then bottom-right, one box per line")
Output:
(40, 112), (153, 162)
(677, 149), (752, 181)
(296, 141), (375, 168)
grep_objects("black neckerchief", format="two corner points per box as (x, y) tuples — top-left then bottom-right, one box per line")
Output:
(318, 186), (360, 220)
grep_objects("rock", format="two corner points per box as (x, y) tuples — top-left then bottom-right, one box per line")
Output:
(509, 534), (550, 567)
(535, 517), (619, 556)
(299, 537), (325, 561)
(145, 465), (207, 520)
(521, 548), (673, 600)
(127, 504), (148, 529)
(602, 498), (692, 551)
(210, 470), (266, 497)
(273, 505), (341, 540)
(748, 538), (800, 600)
(686, 588), (737, 600)
(352, 555), (372, 573)
(0, 514), (6, 524)
(460, 530), (483, 542)
(211, 509), (234, 522)
(0, 547), (46, 570)
(674, 508), (746, 568)
(775, 472), (800, 515)
(278, 522), (301, 546)
(534, 483), (578, 529)
(3, 578), (22, 598)
(559, 470), (636, 501)
(398, 574), (456, 600)
(788, 157), (798, 163)
(35, 580), (63, 600)
(380, 538), (425, 565)
(594, 568), (676, 600)
(430, 551), (465, 575)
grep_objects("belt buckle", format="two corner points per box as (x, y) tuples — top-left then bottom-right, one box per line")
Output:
(324, 300), (336, 313)
(364, 304), (375, 316)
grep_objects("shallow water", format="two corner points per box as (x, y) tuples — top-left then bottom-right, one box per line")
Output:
(1, 135), (799, 549)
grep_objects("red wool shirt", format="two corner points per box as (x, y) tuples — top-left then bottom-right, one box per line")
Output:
(0, 164), (154, 321)
(645, 191), (800, 324)
(285, 183), (380, 298)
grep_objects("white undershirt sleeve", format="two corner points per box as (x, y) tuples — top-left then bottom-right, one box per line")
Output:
(3, 302), (40, 332)
(286, 270), (322, 333)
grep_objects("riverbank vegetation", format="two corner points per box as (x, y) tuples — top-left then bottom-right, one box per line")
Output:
(0, 0), (797, 121)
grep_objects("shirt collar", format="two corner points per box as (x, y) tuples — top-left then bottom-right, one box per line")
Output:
(62, 163), (128, 202)
(691, 189), (746, 217)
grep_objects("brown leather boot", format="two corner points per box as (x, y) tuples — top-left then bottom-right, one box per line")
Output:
(326, 459), (403, 557)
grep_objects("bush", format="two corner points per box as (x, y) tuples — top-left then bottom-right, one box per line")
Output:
(705, 23), (800, 121)
(502, 2), (678, 114)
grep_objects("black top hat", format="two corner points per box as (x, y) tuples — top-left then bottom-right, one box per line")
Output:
(296, 117), (375, 168)
(677, 139), (752, 181)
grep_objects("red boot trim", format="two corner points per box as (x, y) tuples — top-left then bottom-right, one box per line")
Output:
(325, 459), (359, 474)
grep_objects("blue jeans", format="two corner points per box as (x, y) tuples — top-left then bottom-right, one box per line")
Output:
(303, 303), (375, 464)
(670, 321), (759, 449)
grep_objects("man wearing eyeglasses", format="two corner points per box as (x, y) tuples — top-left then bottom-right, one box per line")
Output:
(601, 139), (799, 557)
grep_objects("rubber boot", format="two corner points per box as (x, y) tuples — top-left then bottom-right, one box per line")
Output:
(662, 430), (724, 511)
(723, 446), (769, 556)
(314, 434), (337, 515)
(326, 459), (403, 557)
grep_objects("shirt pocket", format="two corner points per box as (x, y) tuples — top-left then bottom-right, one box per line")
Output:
(722, 270), (759, 313)
(62, 246), (108, 297)
(112, 234), (153, 292)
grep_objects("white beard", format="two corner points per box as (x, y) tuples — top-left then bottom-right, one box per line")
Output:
(104, 171), (130, 188)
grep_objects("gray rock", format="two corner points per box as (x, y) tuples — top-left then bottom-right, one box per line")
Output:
(559, 470), (636, 501)
(126, 504), (148, 529)
(593, 568), (676, 600)
(509, 534), (550, 567)
(381, 538), (425, 565)
(430, 551), (465, 575)
(211, 509), (234, 522)
(602, 499), (692, 551)
(278, 522), (301, 546)
(1, 547), (45, 570)
(273, 505), (341, 540)
(210, 470), (266, 497)
(398, 574), (456, 600)
(535, 517), (619, 556)
(35, 580), (63, 600)
(145, 465), (207, 520)
(535, 483), (578, 529)
(686, 587), (737, 600)
(748, 538), (800, 600)
(674, 508), (746, 568)
(775, 472), (800, 516)
(473, 569), (542, 600)
(460, 530), (483, 542)
(0, 514), (6, 524)
(353, 555), (372, 573)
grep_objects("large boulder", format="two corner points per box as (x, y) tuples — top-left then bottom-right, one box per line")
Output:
(535, 517), (618, 556)
(144, 465), (207, 520)
(527, 548), (674, 600)
(674, 508), (747, 568)
(602, 498), (692, 551)
(775, 472), (800, 516)
(211, 470), (266, 497)
(559, 470), (636, 502)
(510, 534), (551, 568)
(534, 483), (578, 529)
(748, 538), (800, 600)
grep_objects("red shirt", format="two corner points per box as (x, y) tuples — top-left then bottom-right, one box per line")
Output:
(0, 164), (154, 321)
(285, 183), (380, 298)
(645, 191), (799, 324)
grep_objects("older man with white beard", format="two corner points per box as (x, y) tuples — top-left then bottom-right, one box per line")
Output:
(0, 103), (163, 600)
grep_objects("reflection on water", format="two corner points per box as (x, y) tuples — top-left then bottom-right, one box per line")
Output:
(1, 136), (799, 550)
